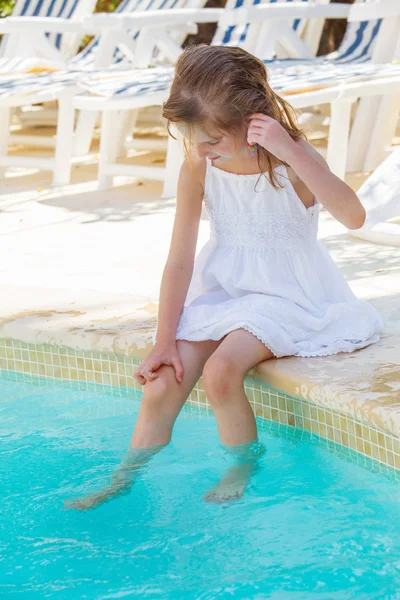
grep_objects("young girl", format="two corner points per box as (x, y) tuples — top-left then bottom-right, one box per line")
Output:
(69, 45), (383, 510)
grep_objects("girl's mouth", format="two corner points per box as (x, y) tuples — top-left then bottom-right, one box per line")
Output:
(210, 156), (220, 162)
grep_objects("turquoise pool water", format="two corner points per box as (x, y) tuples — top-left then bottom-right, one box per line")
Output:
(1, 371), (400, 599)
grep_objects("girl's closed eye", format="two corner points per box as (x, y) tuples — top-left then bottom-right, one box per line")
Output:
(208, 141), (220, 146)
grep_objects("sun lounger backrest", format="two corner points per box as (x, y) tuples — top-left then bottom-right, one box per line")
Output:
(73, 0), (199, 69)
(8, 0), (97, 58)
(211, 0), (309, 49)
(331, 0), (381, 63)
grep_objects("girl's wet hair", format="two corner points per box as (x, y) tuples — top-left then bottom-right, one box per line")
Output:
(162, 44), (305, 189)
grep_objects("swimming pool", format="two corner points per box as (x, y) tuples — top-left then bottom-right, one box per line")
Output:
(1, 370), (400, 599)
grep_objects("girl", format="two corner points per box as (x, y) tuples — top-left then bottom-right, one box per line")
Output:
(68, 45), (383, 510)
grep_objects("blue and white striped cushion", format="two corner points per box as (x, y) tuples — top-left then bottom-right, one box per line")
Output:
(212, 0), (308, 48)
(1, 57), (399, 99)
(332, 10), (381, 64)
(0, 69), (80, 97)
(72, 61), (400, 100)
(12, 0), (83, 50)
(72, 0), (185, 71)
(0, 56), (63, 74)
(76, 66), (175, 97)
(267, 0), (382, 67)
(74, 0), (311, 70)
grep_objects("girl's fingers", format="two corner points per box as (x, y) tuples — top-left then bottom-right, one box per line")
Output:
(171, 356), (184, 383)
(133, 370), (146, 386)
(248, 119), (268, 129)
(250, 113), (273, 122)
(247, 132), (263, 144)
(134, 365), (157, 385)
(141, 367), (158, 381)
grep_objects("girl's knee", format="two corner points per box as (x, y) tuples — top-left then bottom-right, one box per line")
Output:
(202, 354), (241, 401)
(140, 366), (178, 412)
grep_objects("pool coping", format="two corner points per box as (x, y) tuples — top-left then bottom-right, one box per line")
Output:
(1, 333), (400, 474)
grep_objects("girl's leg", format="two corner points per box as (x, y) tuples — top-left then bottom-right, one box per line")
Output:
(67, 339), (221, 510)
(201, 329), (274, 502)
(131, 338), (221, 448)
(202, 328), (274, 446)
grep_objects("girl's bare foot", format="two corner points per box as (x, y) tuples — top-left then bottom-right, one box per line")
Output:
(204, 442), (265, 504)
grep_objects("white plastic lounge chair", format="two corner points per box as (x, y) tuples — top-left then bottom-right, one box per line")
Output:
(71, 60), (400, 197)
(79, 0), (393, 175)
(346, 0), (400, 172)
(0, 0), (330, 182)
(260, 0), (400, 174)
(0, 0), (97, 65)
(0, 0), (331, 138)
(67, 0), (399, 193)
(0, 0), (208, 148)
(71, 0), (347, 160)
(0, 6), (223, 185)
(348, 147), (400, 247)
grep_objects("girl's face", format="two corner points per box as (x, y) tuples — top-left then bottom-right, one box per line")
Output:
(175, 123), (247, 164)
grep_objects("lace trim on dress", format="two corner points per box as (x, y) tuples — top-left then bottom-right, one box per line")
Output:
(207, 206), (310, 249)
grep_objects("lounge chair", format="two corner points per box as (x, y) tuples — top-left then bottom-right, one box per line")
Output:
(0, 0), (331, 183)
(0, 0), (97, 65)
(348, 147), (400, 247)
(69, 0), (400, 195)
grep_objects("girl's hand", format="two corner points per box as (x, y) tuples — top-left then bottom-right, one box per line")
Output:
(133, 342), (184, 385)
(247, 113), (297, 163)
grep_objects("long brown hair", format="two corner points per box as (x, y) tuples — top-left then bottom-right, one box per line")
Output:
(162, 44), (305, 189)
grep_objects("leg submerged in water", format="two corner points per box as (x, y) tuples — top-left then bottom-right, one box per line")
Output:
(204, 441), (266, 504)
(65, 339), (221, 511)
(65, 446), (164, 511)
(201, 328), (274, 504)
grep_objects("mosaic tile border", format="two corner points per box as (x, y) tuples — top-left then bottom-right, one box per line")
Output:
(1, 336), (400, 473)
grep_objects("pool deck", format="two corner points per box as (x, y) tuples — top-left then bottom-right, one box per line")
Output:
(1, 147), (400, 438)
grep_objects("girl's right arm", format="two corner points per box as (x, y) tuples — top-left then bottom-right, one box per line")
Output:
(134, 155), (206, 385)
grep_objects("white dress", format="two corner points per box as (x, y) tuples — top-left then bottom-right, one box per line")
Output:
(174, 159), (384, 358)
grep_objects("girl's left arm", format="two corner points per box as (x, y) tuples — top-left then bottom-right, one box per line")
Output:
(248, 113), (366, 230)
(285, 139), (365, 229)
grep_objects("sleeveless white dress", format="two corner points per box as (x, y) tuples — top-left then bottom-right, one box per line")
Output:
(174, 159), (384, 358)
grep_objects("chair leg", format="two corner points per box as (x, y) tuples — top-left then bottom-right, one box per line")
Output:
(73, 110), (99, 157)
(98, 110), (119, 191)
(348, 147), (400, 247)
(346, 96), (381, 173)
(326, 99), (353, 180)
(364, 93), (400, 173)
(53, 92), (75, 187)
(162, 132), (184, 199)
(0, 107), (11, 178)
(116, 109), (139, 158)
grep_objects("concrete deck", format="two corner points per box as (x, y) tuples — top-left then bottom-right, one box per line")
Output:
(1, 143), (400, 437)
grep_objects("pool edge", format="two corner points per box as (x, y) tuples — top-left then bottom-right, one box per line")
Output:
(1, 336), (399, 473)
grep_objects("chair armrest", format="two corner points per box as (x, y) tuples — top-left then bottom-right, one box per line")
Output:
(81, 12), (127, 33)
(121, 8), (226, 29)
(0, 20), (11, 34)
(4, 16), (84, 33)
(241, 2), (350, 24)
(349, 0), (400, 22)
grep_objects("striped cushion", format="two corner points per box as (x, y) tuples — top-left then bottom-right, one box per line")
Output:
(72, 61), (400, 99)
(0, 69), (80, 96)
(72, 0), (186, 70)
(74, 0), (311, 70)
(212, 0), (309, 48)
(268, 0), (382, 67)
(12, 0), (83, 50)
(1, 58), (399, 99)
(0, 57), (63, 74)
(76, 66), (175, 97)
